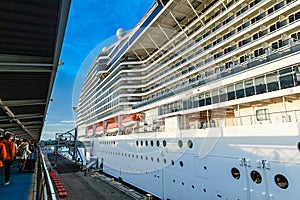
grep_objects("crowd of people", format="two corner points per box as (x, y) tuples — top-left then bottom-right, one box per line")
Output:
(0, 132), (36, 185)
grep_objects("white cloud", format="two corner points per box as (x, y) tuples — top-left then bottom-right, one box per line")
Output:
(60, 120), (76, 124)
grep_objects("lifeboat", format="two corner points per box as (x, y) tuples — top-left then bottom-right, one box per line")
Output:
(122, 114), (140, 127)
(106, 122), (118, 133)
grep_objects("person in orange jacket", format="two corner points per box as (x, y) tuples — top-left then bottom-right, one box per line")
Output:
(0, 142), (7, 167)
(1, 133), (15, 185)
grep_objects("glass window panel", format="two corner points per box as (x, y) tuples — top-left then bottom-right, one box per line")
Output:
(236, 82), (244, 90)
(219, 87), (227, 102)
(205, 92), (211, 105)
(255, 76), (267, 94)
(212, 89), (219, 104)
(280, 74), (294, 89)
(255, 76), (265, 85)
(256, 109), (270, 121)
(245, 80), (254, 88)
(199, 93), (205, 106)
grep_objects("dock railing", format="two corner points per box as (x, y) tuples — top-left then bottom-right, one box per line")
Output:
(33, 146), (57, 200)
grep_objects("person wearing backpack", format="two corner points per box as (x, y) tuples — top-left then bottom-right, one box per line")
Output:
(16, 139), (31, 173)
(1, 133), (15, 185)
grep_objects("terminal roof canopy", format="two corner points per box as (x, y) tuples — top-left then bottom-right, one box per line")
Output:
(0, 0), (71, 140)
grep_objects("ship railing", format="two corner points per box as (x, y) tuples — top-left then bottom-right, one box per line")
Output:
(34, 146), (57, 200)
(179, 109), (300, 130)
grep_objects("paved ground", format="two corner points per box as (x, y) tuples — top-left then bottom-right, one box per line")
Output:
(46, 152), (143, 200)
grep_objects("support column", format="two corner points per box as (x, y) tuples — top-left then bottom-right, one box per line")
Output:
(282, 96), (288, 122)
(206, 110), (210, 128)
(237, 104), (242, 126)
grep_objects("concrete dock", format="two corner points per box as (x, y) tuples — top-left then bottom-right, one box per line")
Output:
(46, 153), (145, 200)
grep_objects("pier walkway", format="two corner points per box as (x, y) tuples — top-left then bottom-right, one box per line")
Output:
(46, 152), (141, 200)
(0, 151), (145, 200)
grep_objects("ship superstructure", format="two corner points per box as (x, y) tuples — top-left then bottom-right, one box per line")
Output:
(76, 0), (300, 199)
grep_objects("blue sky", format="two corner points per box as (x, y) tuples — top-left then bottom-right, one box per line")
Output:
(42, 0), (154, 139)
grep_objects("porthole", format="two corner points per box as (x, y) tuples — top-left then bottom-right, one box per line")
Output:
(171, 160), (175, 165)
(157, 158), (160, 163)
(140, 141), (143, 146)
(188, 140), (193, 148)
(146, 156), (148, 160)
(203, 188), (207, 192)
(164, 159), (167, 164)
(150, 140), (154, 146)
(179, 161), (183, 167)
(204, 166), (207, 170)
(136, 141), (139, 146)
(178, 140), (183, 148)
(145, 140), (148, 146)
(231, 167), (240, 179)
(192, 185), (194, 189)
(136, 155), (138, 159)
(141, 156), (143, 160)
(163, 140), (167, 147)
(182, 182), (184, 185)
(297, 141), (300, 151)
(250, 170), (262, 184)
(151, 157), (154, 161)
(173, 179), (175, 183)
(274, 174), (289, 189)
(156, 140), (160, 147)
(125, 153), (127, 157)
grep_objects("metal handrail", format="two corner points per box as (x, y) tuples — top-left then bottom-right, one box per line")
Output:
(34, 147), (57, 200)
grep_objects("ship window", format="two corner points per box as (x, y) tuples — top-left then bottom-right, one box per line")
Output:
(293, 66), (300, 86)
(178, 140), (183, 148)
(227, 85), (235, 100)
(219, 87), (227, 102)
(145, 140), (148, 146)
(179, 161), (183, 167)
(297, 141), (300, 151)
(266, 72), (279, 92)
(163, 140), (167, 147)
(231, 168), (240, 179)
(255, 76), (266, 94)
(156, 140), (160, 147)
(245, 80), (255, 97)
(205, 92), (211, 105)
(199, 93), (205, 106)
(136, 141), (138, 146)
(251, 170), (262, 184)
(274, 174), (289, 189)
(140, 141), (143, 146)
(171, 160), (175, 165)
(279, 68), (294, 89)
(164, 159), (167, 164)
(151, 157), (154, 161)
(141, 156), (143, 160)
(150, 140), (154, 146)
(212, 89), (219, 103)
(235, 83), (244, 98)
(256, 109), (269, 121)
(188, 140), (193, 148)
(146, 156), (148, 160)
(157, 158), (160, 163)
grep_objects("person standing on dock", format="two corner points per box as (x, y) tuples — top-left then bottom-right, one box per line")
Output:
(1, 133), (15, 185)
(16, 139), (31, 173)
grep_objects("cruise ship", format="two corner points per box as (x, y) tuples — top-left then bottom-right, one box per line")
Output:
(76, 0), (300, 199)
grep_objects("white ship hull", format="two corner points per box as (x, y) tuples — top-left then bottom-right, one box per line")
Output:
(80, 122), (300, 200)
(75, 0), (300, 199)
